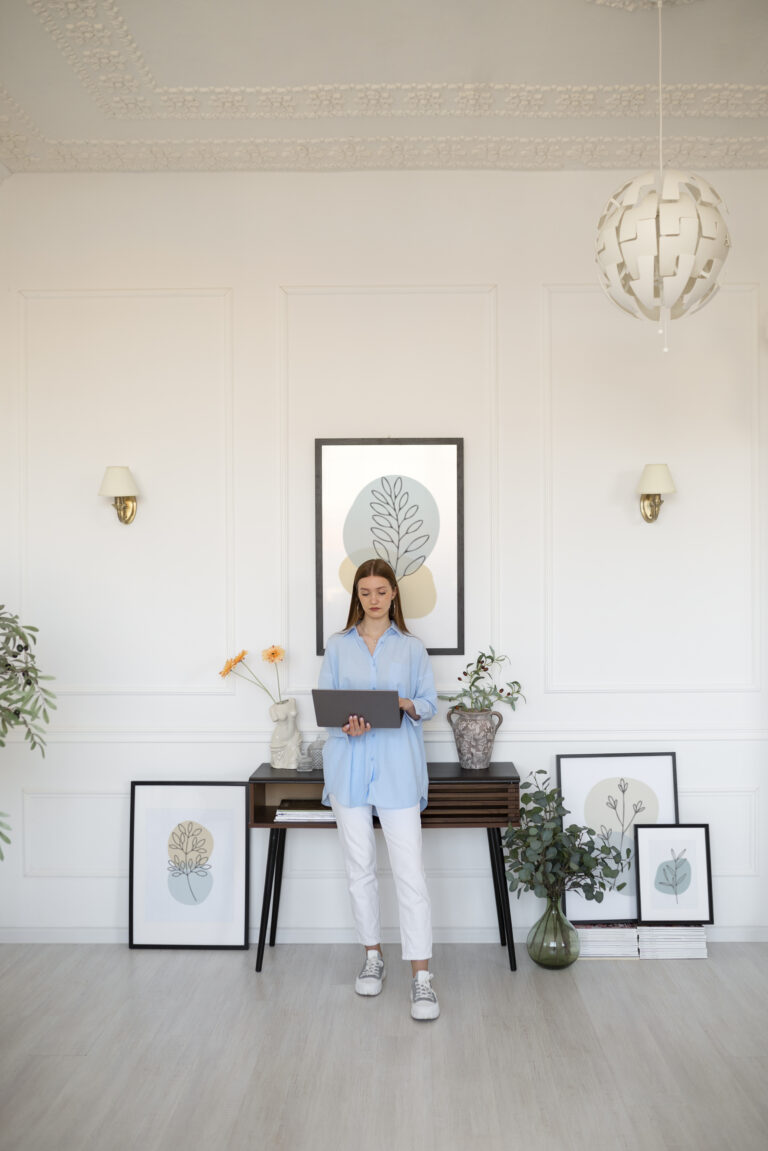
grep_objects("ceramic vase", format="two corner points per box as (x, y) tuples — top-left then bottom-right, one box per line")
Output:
(270, 697), (301, 770)
(447, 707), (503, 770)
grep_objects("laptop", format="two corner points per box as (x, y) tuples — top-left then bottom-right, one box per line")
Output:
(311, 689), (402, 729)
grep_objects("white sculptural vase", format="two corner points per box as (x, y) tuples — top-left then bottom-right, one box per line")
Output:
(270, 697), (301, 770)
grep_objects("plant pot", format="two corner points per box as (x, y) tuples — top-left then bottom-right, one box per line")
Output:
(447, 707), (503, 771)
(526, 896), (580, 969)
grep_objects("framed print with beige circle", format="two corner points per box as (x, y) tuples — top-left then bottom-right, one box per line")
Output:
(556, 752), (679, 925)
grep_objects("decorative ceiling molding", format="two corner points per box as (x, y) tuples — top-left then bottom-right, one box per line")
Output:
(1, 126), (765, 174)
(585, 0), (699, 10)
(6, 1), (764, 174)
(26, 1), (767, 121)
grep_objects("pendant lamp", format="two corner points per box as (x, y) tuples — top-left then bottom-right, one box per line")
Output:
(594, 0), (730, 348)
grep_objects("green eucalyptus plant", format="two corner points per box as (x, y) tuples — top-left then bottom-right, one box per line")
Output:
(0, 605), (57, 861)
(439, 646), (524, 712)
(503, 770), (629, 905)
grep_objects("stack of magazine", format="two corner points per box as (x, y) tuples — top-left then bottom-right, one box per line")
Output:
(274, 799), (336, 823)
(577, 923), (639, 959)
(637, 925), (708, 959)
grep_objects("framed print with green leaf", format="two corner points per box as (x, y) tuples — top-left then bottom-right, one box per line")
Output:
(315, 438), (464, 654)
(556, 752), (679, 925)
(635, 824), (714, 926)
(129, 782), (249, 949)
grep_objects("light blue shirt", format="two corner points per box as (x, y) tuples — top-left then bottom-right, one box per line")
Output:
(318, 624), (437, 811)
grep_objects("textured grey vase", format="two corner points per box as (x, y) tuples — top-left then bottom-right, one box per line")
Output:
(447, 707), (503, 770)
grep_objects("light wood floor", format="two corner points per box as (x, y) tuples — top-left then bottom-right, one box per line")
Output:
(1, 942), (767, 1151)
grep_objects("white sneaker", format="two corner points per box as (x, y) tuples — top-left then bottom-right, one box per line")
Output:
(355, 950), (386, 996)
(410, 971), (440, 1021)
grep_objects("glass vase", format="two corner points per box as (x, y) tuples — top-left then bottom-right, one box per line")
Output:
(526, 895), (580, 968)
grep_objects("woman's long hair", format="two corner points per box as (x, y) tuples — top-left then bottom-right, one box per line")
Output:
(343, 558), (410, 633)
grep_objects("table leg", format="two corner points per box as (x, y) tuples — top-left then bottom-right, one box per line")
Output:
(487, 827), (507, 946)
(269, 828), (287, 947)
(489, 827), (516, 971)
(255, 828), (280, 972)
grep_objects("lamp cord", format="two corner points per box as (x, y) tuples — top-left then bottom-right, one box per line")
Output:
(657, 1), (669, 349)
(658, 0), (664, 183)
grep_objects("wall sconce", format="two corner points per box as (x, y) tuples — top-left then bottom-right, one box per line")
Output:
(637, 464), (675, 524)
(99, 466), (139, 525)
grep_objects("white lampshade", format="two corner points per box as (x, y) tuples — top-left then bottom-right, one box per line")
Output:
(596, 170), (730, 323)
(636, 464), (676, 495)
(98, 466), (139, 497)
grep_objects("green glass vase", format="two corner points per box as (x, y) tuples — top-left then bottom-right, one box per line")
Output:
(526, 895), (580, 968)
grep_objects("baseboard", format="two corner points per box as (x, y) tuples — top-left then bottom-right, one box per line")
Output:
(1, 925), (766, 944)
(0, 926), (129, 943)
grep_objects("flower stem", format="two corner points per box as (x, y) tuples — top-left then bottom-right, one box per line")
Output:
(231, 664), (277, 703)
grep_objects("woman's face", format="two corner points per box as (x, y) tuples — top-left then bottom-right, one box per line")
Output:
(356, 574), (396, 623)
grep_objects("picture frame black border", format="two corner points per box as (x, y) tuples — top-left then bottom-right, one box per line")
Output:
(314, 437), (465, 656)
(634, 822), (714, 926)
(129, 781), (250, 950)
(555, 751), (680, 925)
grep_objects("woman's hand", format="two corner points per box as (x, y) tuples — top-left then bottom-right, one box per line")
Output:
(342, 714), (371, 737)
(399, 698), (418, 720)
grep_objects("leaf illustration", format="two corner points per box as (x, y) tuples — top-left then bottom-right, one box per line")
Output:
(367, 476), (430, 580)
(403, 534), (429, 554)
(401, 556), (426, 577)
(167, 819), (214, 904)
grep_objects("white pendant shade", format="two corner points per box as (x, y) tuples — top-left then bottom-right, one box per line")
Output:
(596, 169), (730, 323)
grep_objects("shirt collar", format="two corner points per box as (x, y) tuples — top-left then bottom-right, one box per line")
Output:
(346, 622), (400, 637)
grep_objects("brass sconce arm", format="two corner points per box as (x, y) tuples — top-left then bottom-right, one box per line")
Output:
(112, 495), (137, 525)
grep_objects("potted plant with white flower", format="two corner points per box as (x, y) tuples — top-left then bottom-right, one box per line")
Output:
(439, 646), (524, 770)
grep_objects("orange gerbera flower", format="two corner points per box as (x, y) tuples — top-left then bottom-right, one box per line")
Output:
(218, 646), (283, 703)
(262, 645), (285, 664)
(219, 650), (247, 678)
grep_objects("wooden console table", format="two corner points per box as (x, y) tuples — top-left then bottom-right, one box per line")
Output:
(249, 761), (520, 972)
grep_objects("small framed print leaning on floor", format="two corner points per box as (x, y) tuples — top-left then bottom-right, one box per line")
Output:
(129, 782), (250, 949)
(634, 824), (714, 926)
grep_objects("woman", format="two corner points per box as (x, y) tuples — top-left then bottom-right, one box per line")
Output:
(318, 558), (439, 1021)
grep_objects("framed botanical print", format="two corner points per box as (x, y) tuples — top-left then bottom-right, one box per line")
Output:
(556, 752), (679, 924)
(315, 437), (464, 654)
(635, 824), (714, 925)
(129, 782), (249, 949)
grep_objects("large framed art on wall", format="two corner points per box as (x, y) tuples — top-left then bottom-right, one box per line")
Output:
(315, 438), (464, 655)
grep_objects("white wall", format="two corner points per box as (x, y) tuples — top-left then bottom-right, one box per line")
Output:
(0, 169), (766, 943)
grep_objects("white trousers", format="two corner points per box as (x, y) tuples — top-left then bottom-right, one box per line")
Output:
(329, 796), (432, 961)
